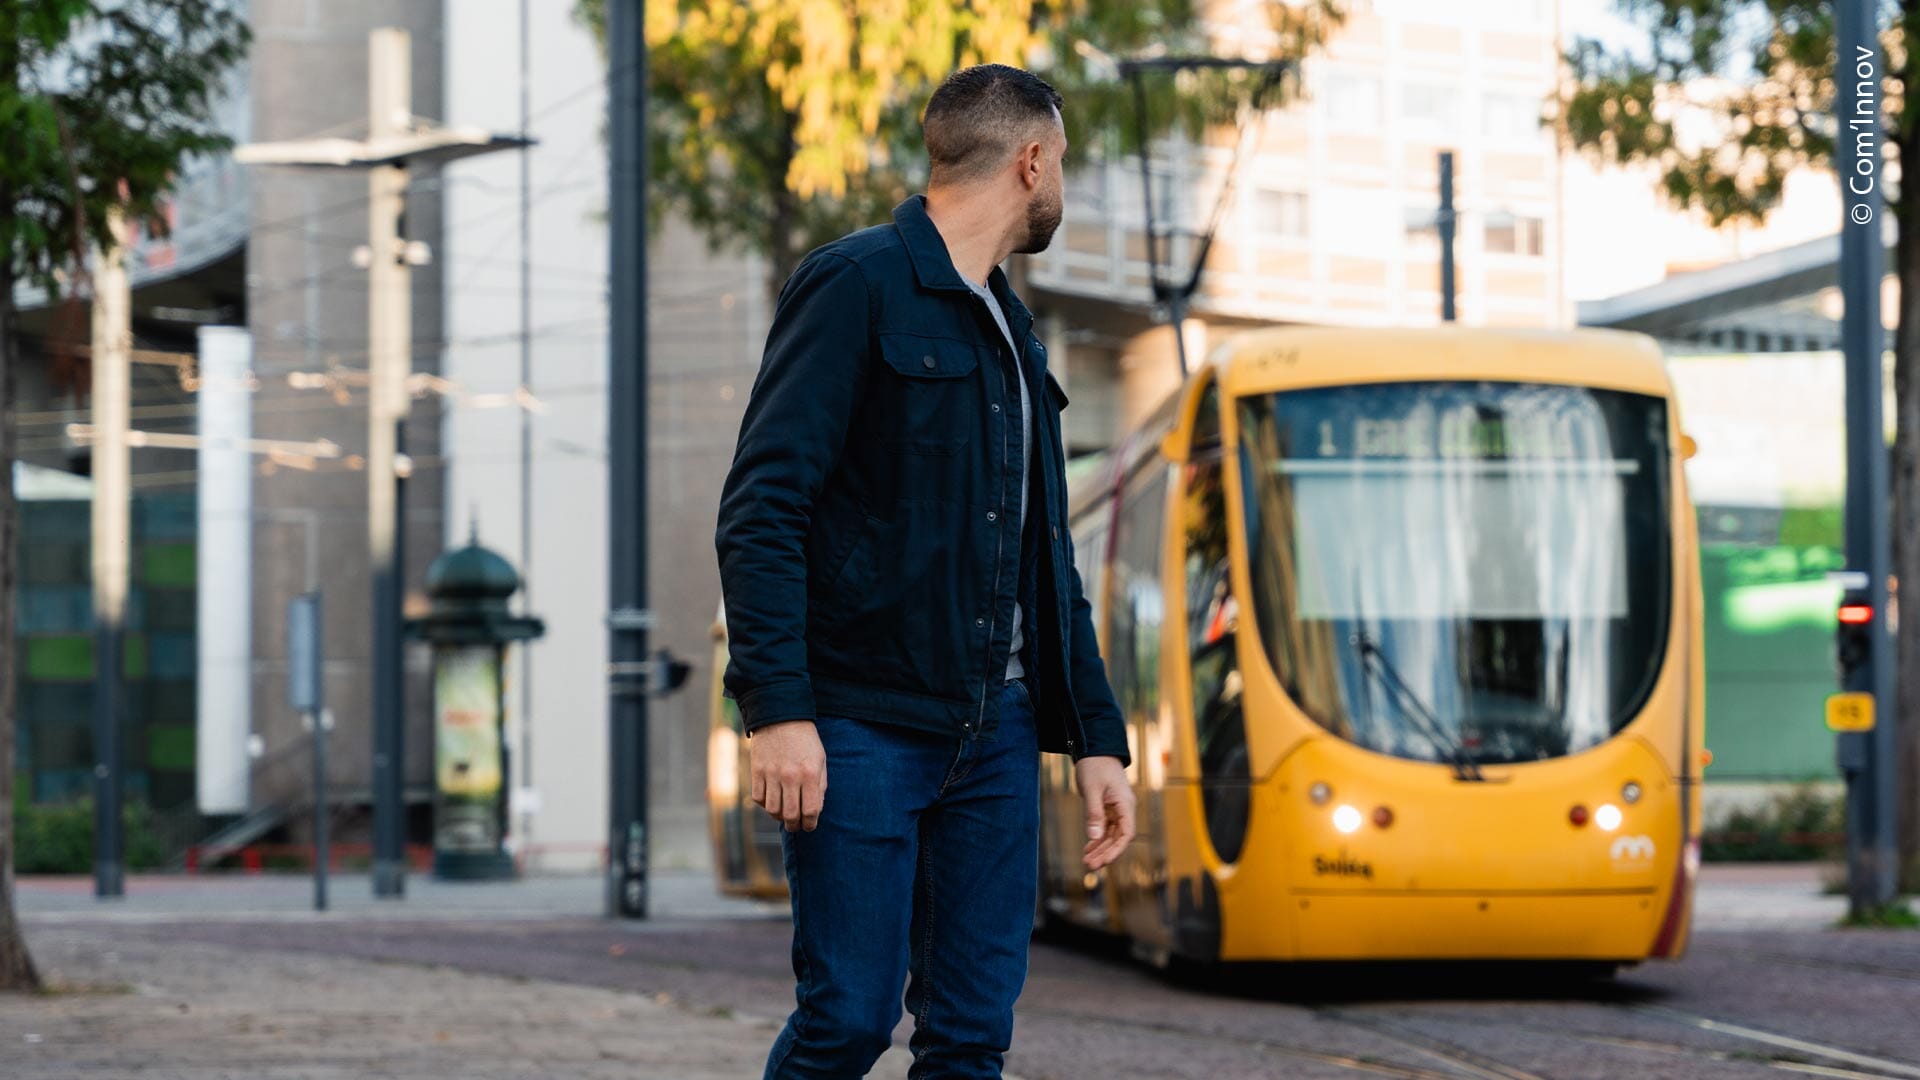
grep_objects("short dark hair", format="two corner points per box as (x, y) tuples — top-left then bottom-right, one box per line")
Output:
(923, 64), (1063, 184)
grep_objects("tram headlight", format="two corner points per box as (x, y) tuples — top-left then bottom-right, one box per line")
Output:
(1332, 804), (1363, 834)
(1308, 782), (1332, 806)
(1594, 803), (1623, 832)
(1621, 781), (1642, 805)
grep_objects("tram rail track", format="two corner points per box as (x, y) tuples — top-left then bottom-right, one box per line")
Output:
(1313, 1003), (1920, 1080)
(1019, 1000), (1534, 1080)
(1709, 946), (1920, 986)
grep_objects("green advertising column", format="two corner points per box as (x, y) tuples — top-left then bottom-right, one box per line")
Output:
(406, 531), (545, 881)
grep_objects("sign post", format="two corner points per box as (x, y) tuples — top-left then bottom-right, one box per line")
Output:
(288, 592), (327, 912)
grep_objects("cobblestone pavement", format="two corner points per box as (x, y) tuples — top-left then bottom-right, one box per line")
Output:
(0, 927), (923, 1079)
(9, 865), (1919, 1080)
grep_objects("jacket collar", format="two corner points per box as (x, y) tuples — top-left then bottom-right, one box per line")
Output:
(892, 194), (1037, 344)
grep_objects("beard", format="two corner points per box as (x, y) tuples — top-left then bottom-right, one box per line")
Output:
(1015, 184), (1063, 255)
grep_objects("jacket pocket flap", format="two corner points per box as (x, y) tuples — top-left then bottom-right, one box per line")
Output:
(1044, 370), (1070, 409)
(879, 333), (981, 379)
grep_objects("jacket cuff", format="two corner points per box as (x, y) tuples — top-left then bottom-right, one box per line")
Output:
(735, 678), (817, 734)
(1072, 715), (1131, 767)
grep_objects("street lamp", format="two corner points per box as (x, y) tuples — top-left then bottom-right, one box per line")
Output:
(233, 27), (532, 899)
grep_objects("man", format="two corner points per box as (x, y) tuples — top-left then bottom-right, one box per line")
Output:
(715, 64), (1135, 1079)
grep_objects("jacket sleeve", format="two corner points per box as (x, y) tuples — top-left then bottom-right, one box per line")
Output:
(1065, 543), (1131, 766)
(714, 252), (871, 733)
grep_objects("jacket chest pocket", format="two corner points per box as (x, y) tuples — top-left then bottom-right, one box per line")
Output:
(877, 333), (980, 456)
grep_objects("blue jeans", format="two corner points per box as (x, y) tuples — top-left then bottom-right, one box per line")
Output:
(764, 678), (1040, 1079)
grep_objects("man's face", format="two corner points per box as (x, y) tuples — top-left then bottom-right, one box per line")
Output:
(1015, 112), (1067, 255)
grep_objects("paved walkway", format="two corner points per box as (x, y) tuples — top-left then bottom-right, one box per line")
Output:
(15, 867), (778, 922)
(3, 862), (1899, 1079)
(19, 862), (1885, 929)
(1, 926), (933, 1079)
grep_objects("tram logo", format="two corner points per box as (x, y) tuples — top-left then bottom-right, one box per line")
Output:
(1610, 835), (1656, 863)
(1312, 850), (1374, 879)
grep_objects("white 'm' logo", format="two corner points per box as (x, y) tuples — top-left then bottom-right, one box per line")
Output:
(1610, 835), (1656, 860)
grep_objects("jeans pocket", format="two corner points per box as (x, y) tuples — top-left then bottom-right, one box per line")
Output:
(1002, 677), (1033, 714)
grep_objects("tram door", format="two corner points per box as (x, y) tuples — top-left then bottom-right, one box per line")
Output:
(1166, 381), (1252, 956)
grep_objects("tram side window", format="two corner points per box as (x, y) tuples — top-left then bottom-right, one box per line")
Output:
(1182, 383), (1251, 863)
(1109, 466), (1169, 745)
(1073, 519), (1108, 644)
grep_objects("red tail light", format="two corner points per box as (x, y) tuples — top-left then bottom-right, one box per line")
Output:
(1568, 804), (1590, 827)
(1372, 806), (1394, 829)
(1839, 603), (1873, 625)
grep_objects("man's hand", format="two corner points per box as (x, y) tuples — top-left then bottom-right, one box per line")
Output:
(750, 720), (827, 832)
(1075, 756), (1135, 870)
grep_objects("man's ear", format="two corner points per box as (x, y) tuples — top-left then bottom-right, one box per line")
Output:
(1021, 141), (1045, 189)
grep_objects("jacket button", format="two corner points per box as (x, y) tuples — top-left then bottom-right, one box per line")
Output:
(986, 510), (997, 522)
(991, 402), (1001, 413)
(975, 617), (986, 627)
(922, 355), (936, 369)
(1052, 525), (1059, 540)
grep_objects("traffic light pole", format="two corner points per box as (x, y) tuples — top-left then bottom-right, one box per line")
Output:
(606, 0), (652, 919)
(1835, 0), (1899, 915)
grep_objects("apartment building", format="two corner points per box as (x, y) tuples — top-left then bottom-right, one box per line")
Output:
(1028, 0), (1567, 444)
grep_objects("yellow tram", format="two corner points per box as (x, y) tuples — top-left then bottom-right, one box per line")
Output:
(710, 326), (1706, 965)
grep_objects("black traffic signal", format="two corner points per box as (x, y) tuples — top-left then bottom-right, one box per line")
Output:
(1836, 586), (1875, 684)
(650, 648), (693, 696)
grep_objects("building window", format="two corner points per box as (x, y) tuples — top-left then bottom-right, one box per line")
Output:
(1065, 164), (1110, 216)
(1399, 83), (1460, 134)
(1250, 189), (1309, 238)
(1485, 210), (1545, 256)
(1482, 91), (1545, 141)
(1405, 206), (1441, 249)
(1324, 74), (1383, 130)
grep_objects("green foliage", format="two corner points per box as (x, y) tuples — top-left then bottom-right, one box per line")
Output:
(1839, 900), (1920, 928)
(0, 0), (251, 288)
(574, 0), (1341, 284)
(1702, 784), (1846, 861)
(1558, 0), (1849, 227)
(11, 788), (167, 874)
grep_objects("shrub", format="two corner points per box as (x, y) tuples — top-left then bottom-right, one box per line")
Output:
(1702, 785), (1845, 862)
(12, 788), (169, 874)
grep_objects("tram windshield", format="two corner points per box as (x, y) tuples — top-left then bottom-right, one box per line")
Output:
(1237, 381), (1671, 767)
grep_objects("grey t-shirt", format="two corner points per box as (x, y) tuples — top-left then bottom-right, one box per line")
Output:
(963, 274), (1029, 681)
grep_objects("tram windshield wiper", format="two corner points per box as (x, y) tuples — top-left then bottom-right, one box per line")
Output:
(1350, 631), (1485, 782)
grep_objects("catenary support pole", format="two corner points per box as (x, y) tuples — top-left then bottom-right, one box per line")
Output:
(90, 209), (131, 900)
(368, 27), (413, 899)
(1438, 151), (1457, 324)
(516, 0), (537, 867)
(1835, 0), (1899, 915)
(606, 0), (652, 919)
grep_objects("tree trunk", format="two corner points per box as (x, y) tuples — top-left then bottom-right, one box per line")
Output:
(0, 264), (44, 992)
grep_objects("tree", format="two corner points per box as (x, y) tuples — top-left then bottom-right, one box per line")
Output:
(1560, 0), (1920, 888)
(0, 0), (248, 992)
(575, 0), (1343, 292)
